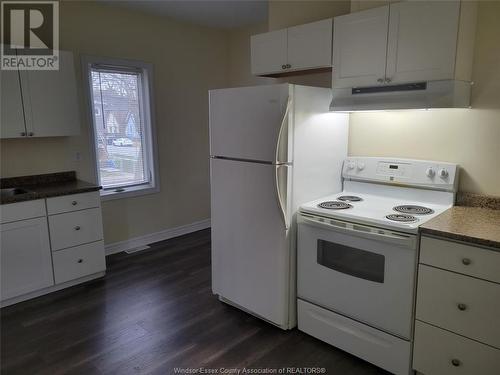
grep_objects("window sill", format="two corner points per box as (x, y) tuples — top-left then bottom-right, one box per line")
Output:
(100, 184), (160, 201)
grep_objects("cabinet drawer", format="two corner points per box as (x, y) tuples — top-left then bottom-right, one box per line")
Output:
(413, 320), (500, 375)
(298, 299), (411, 375)
(46, 191), (100, 215)
(52, 241), (106, 284)
(49, 208), (103, 250)
(0, 199), (46, 224)
(420, 236), (500, 283)
(416, 265), (500, 348)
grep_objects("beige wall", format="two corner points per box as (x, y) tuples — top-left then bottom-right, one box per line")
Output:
(350, 0), (398, 13)
(349, 1), (500, 196)
(269, 0), (350, 30)
(1, 1), (229, 244)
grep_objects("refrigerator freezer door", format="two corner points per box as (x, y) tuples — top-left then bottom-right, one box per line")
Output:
(210, 158), (291, 327)
(209, 84), (290, 163)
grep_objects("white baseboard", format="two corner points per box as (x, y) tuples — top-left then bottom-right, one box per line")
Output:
(105, 219), (211, 256)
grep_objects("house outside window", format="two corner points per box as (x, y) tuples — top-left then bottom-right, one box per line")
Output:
(83, 56), (159, 200)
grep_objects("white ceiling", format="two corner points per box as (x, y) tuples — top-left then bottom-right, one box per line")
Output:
(107, 0), (268, 29)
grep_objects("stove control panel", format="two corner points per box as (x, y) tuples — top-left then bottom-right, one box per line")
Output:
(376, 161), (411, 177)
(342, 157), (459, 192)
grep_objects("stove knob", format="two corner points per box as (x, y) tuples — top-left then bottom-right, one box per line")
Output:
(347, 161), (356, 170)
(426, 167), (435, 178)
(357, 162), (365, 171)
(438, 168), (449, 179)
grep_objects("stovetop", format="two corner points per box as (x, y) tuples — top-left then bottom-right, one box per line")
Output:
(300, 183), (454, 234)
(300, 158), (458, 234)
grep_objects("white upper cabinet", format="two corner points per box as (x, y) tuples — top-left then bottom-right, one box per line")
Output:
(19, 50), (80, 137)
(251, 29), (288, 76)
(333, 6), (389, 88)
(251, 19), (333, 76)
(333, 1), (475, 89)
(287, 19), (333, 72)
(0, 49), (80, 139)
(385, 1), (460, 84)
(0, 69), (26, 138)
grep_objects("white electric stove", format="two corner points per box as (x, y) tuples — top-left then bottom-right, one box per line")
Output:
(296, 157), (459, 375)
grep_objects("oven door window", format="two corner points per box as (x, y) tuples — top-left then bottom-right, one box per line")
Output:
(317, 239), (385, 283)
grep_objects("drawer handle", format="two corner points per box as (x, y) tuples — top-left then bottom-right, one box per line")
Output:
(462, 258), (471, 265)
(77, 259), (83, 263)
(457, 303), (467, 311)
(72, 201), (78, 206)
(451, 359), (461, 367)
(74, 226), (81, 231)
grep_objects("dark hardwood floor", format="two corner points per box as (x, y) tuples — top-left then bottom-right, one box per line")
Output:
(1, 229), (388, 375)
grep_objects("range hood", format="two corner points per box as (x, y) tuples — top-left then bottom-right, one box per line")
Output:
(330, 80), (472, 112)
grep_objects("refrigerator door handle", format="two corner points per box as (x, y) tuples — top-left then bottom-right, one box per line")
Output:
(275, 96), (292, 164)
(275, 164), (289, 230)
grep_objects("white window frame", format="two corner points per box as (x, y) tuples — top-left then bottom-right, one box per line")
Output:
(82, 55), (160, 201)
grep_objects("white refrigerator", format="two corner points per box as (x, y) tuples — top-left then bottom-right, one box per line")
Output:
(209, 84), (348, 329)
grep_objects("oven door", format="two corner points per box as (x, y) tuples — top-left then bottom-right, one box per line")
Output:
(297, 213), (418, 339)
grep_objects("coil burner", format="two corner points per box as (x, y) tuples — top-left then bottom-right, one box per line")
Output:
(385, 214), (418, 223)
(337, 195), (363, 202)
(393, 205), (434, 215)
(318, 201), (353, 210)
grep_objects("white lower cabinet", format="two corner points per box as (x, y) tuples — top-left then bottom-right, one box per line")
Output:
(48, 208), (104, 250)
(52, 241), (106, 284)
(413, 235), (500, 374)
(413, 321), (500, 375)
(416, 265), (500, 348)
(0, 191), (105, 305)
(0, 217), (54, 300)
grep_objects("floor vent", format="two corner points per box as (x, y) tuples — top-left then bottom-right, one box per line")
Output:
(125, 245), (151, 254)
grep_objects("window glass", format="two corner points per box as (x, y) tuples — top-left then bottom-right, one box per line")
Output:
(90, 68), (149, 189)
(317, 240), (385, 283)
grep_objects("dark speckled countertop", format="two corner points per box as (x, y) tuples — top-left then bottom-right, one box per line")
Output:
(420, 206), (500, 250)
(1, 171), (101, 205)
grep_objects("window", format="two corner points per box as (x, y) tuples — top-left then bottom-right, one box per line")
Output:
(83, 56), (159, 200)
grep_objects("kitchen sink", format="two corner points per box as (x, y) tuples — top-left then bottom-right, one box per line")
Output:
(0, 188), (32, 199)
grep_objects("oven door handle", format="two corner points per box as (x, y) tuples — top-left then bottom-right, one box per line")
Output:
(299, 213), (417, 248)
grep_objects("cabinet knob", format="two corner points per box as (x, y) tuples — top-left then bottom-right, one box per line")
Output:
(286, 64), (291, 69)
(28, 132), (34, 136)
(385, 78), (392, 83)
(77, 259), (83, 263)
(71, 201), (78, 206)
(281, 64), (287, 70)
(451, 359), (461, 367)
(20, 132), (26, 136)
(74, 226), (81, 231)
(377, 78), (384, 83)
(462, 258), (471, 265)
(457, 303), (467, 311)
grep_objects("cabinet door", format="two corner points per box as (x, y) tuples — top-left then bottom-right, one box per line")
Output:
(333, 6), (389, 88)
(20, 50), (80, 137)
(287, 19), (333, 71)
(0, 68), (27, 138)
(1, 217), (54, 301)
(251, 29), (287, 75)
(386, 1), (460, 84)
